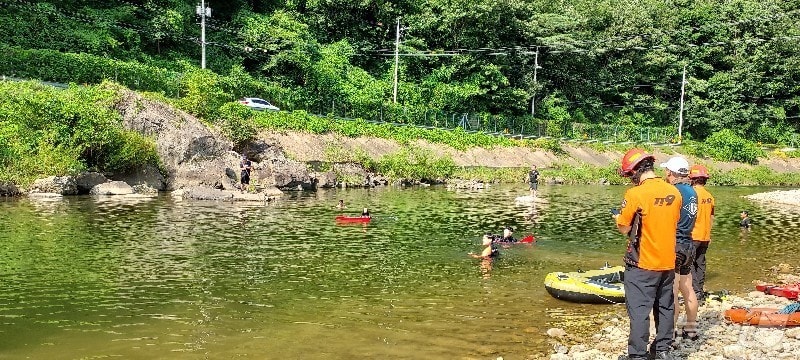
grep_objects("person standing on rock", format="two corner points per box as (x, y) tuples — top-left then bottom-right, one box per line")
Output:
(661, 156), (699, 342)
(240, 154), (252, 193)
(613, 149), (681, 360)
(528, 164), (540, 198)
(689, 165), (715, 305)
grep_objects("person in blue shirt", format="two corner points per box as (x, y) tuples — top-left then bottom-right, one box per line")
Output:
(661, 156), (699, 342)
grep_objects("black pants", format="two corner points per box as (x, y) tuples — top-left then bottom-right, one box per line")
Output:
(675, 242), (695, 275)
(624, 266), (675, 358)
(692, 241), (709, 300)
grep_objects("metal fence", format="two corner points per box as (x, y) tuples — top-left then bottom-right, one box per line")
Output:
(298, 98), (678, 144)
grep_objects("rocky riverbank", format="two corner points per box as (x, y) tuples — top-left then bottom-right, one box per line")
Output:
(5, 87), (800, 199)
(0, 89), (391, 200)
(745, 189), (800, 207)
(545, 270), (800, 360)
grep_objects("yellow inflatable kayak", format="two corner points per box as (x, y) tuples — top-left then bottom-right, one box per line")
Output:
(544, 265), (625, 304)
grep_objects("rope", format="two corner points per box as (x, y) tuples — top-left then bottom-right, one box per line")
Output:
(777, 302), (800, 314)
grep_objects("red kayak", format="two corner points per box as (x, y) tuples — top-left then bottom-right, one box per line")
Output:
(755, 283), (800, 300)
(335, 215), (371, 223)
(494, 235), (535, 244)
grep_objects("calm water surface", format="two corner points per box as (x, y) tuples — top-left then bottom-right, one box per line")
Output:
(1, 185), (799, 359)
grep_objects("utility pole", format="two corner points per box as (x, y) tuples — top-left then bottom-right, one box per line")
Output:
(678, 64), (687, 144)
(392, 18), (401, 104)
(531, 46), (539, 116)
(196, 0), (211, 69)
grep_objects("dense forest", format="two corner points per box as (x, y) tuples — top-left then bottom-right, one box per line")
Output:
(1, 0), (800, 144)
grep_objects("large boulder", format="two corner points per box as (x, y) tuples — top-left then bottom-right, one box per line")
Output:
(74, 172), (108, 194)
(312, 171), (338, 188)
(332, 163), (381, 187)
(258, 158), (314, 191)
(367, 173), (389, 187)
(90, 181), (134, 195)
(240, 139), (285, 162)
(112, 164), (165, 191)
(132, 184), (158, 195)
(29, 176), (78, 195)
(114, 90), (233, 191)
(0, 182), (21, 196)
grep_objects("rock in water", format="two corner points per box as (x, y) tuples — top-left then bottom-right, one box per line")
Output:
(547, 328), (567, 338)
(90, 181), (134, 195)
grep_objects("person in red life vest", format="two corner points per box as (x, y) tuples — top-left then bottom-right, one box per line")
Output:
(612, 149), (681, 360)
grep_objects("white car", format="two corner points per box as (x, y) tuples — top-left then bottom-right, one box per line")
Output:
(238, 97), (279, 111)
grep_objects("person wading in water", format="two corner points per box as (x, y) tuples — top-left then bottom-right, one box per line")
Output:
(528, 165), (540, 198)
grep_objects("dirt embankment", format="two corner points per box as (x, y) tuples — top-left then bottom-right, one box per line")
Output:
(262, 132), (800, 173)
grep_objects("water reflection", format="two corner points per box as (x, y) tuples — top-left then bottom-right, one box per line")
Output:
(1, 185), (799, 358)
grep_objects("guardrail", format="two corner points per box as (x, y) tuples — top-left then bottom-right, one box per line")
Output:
(1, 75), (68, 89)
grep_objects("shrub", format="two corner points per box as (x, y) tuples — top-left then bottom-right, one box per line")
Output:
(530, 137), (565, 154)
(101, 130), (159, 173)
(177, 67), (231, 119)
(0, 45), (180, 94)
(0, 81), (159, 184)
(216, 102), (257, 146)
(374, 147), (456, 181)
(697, 129), (764, 164)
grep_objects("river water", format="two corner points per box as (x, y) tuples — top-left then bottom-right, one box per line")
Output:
(1, 185), (799, 359)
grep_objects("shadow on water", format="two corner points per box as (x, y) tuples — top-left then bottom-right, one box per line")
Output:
(1, 185), (799, 358)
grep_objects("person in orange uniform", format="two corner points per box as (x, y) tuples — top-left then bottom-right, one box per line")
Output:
(613, 149), (681, 360)
(689, 165), (715, 305)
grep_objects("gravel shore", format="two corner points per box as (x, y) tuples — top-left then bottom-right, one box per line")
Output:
(745, 189), (800, 206)
(546, 272), (800, 360)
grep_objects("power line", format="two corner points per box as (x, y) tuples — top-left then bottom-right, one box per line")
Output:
(364, 34), (800, 57)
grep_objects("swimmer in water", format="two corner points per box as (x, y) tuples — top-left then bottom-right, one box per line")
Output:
(469, 234), (499, 259)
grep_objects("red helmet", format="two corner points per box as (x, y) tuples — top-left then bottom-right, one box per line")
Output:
(619, 148), (654, 177)
(689, 164), (710, 179)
